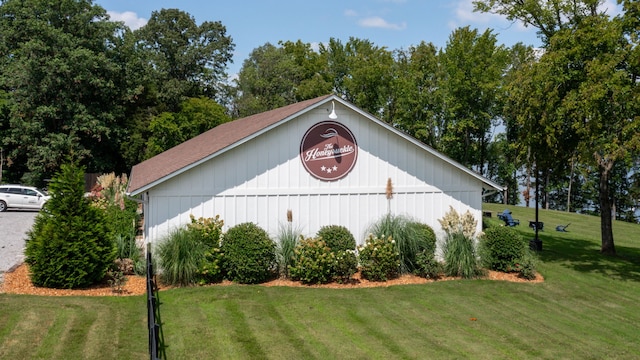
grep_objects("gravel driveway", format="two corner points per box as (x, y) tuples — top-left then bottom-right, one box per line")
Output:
(0, 210), (37, 276)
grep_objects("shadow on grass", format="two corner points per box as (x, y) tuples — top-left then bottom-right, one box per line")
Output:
(532, 232), (640, 282)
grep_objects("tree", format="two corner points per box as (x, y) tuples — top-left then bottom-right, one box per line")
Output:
(133, 8), (234, 112)
(388, 42), (443, 148)
(475, 0), (640, 254)
(234, 40), (331, 118)
(234, 43), (304, 117)
(25, 162), (115, 289)
(473, 0), (602, 45)
(497, 43), (539, 205)
(0, 0), (129, 184)
(321, 38), (395, 119)
(145, 97), (230, 158)
(438, 27), (509, 173)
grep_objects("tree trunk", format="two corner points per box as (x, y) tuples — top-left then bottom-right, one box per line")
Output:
(596, 153), (616, 255)
(525, 148), (532, 207)
(545, 170), (550, 210)
(567, 156), (575, 212)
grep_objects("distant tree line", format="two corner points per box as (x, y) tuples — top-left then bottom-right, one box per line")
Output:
(0, 0), (638, 253)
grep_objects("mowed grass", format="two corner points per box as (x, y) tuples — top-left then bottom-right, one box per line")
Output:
(0, 295), (147, 359)
(1, 204), (639, 359)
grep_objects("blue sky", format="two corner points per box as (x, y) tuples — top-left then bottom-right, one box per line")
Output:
(96, 0), (620, 77)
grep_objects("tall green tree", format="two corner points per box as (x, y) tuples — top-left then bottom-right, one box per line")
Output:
(497, 43), (538, 205)
(438, 27), (509, 174)
(234, 42), (305, 117)
(133, 8), (234, 113)
(145, 97), (230, 158)
(234, 40), (331, 118)
(0, 0), (129, 184)
(388, 42), (443, 148)
(475, 0), (640, 254)
(321, 38), (395, 119)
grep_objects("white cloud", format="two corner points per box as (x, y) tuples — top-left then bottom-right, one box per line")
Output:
(344, 9), (358, 17)
(107, 11), (147, 30)
(599, 0), (623, 16)
(358, 16), (407, 30)
(310, 42), (322, 52)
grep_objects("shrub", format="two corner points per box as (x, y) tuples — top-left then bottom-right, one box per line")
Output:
(333, 250), (358, 284)
(89, 173), (143, 275)
(441, 232), (482, 279)
(276, 223), (302, 278)
(414, 249), (442, 279)
(408, 221), (437, 260)
(316, 225), (356, 252)
(221, 222), (276, 284)
(367, 215), (435, 274)
(315, 225), (358, 283)
(517, 249), (538, 280)
(187, 215), (225, 284)
(438, 206), (479, 239)
(358, 234), (400, 281)
(187, 214), (224, 248)
(480, 226), (526, 272)
(198, 247), (225, 285)
(156, 228), (206, 286)
(24, 162), (116, 289)
(289, 237), (335, 284)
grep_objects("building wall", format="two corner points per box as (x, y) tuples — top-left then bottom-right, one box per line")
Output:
(144, 104), (484, 245)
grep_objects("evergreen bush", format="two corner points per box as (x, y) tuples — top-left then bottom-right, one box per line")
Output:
(221, 222), (276, 284)
(411, 222), (437, 258)
(480, 226), (526, 272)
(24, 163), (116, 289)
(316, 225), (356, 252)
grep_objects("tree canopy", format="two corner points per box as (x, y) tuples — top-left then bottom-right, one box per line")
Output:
(474, 0), (640, 254)
(0, 0), (638, 247)
(0, 0), (128, 183)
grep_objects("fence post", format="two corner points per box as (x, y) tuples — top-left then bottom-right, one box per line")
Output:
(147, 242), (165, 360)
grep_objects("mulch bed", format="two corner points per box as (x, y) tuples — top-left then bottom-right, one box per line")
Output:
(0, 263), (543, 297)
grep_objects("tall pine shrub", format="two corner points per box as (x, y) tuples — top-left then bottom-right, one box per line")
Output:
(25, 163), (115, 288)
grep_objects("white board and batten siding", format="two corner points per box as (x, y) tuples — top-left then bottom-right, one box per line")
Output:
(143, 101), (487, 245)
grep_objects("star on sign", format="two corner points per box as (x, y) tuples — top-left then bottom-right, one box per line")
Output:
(320, 165), (326, 172)
(333, 166), (338, 171)
(326, 168), (332, 173)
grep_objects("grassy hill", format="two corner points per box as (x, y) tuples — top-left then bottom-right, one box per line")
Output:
(0, 204), (639, 359)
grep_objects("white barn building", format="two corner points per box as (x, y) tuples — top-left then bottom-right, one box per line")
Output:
(127, 95), (503, 245)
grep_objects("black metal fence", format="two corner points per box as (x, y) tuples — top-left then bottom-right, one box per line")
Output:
(147, 243), (166, 360)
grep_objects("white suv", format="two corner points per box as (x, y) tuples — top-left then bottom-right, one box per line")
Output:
(0, 185), (50, 212)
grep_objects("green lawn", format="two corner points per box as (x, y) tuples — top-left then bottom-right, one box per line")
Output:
(1, 204), (639, 359)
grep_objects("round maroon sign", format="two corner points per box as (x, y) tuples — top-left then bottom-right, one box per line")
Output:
(300, 121), (358, 181)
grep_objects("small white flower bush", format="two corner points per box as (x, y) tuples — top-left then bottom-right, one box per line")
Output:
(357, 234), (400, 281)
